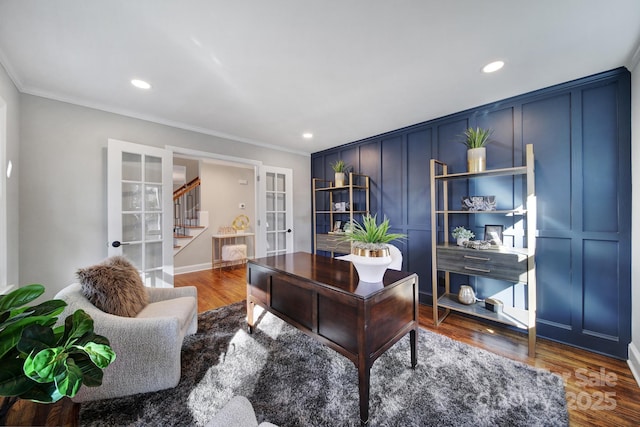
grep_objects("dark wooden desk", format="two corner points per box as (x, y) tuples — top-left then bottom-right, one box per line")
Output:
(246, 252), (419, 425)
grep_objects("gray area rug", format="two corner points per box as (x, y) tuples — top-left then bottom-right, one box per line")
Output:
(80, 302), (568, 426)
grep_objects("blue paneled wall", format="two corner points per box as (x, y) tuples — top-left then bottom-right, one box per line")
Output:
(311, 68), (631, 359)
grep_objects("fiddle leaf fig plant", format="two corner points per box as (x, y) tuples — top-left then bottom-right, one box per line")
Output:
(0, 284), (116, 412)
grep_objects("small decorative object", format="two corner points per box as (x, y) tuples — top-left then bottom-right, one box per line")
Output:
(334, 201), (350, 212)
(451, 226), (474, 246)
(485, 297), (504, 313)
(343, 222), (353, 233)
(461, 196), (496, 211)
(218, 225), (236, 234)
(463, 240), (492, 250)
(330, 159), (350, 187)
(462, 127), (492, 172)
(342, 214), (406, 282)
(458, 285), (476, 305)
(333, 220), (342, 232)
(484, 224), (504, 246)
(0, 284), (116, 417)
(232, 214), (250, 231)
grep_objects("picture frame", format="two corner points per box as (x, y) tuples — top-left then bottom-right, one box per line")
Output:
(333, 220), (342, 232)
(484, 224), (504, 246)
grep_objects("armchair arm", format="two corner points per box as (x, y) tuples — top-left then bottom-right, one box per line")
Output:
(147, 285), (197, 303)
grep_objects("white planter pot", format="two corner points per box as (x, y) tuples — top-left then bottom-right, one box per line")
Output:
(467, 147), (486, 172)
(334, 172), (346, 187)
(457, 237), (469, 246)
(350, 246), (392, 283)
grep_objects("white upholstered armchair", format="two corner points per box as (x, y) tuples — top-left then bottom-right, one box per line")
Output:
(54, 283), (198, 402)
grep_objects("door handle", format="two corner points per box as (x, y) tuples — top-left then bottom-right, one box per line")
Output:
(111, 241), (130, 248)
(287, 229), (292, 233)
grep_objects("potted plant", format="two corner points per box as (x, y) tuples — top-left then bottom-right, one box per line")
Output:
(343, 214), (406, 282)
(330, 159), (350, 187)
(451, 226), (474, 246)
(462, 127), (492, 172)
(0, 284), (116, 421)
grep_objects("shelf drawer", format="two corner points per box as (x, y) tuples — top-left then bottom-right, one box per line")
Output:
(436, 246), (529, 283)
(316, 234), (351, 254)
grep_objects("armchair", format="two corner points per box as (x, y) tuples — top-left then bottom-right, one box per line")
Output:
(54, 283), (197, 402)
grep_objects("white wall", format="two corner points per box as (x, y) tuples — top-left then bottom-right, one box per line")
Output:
(0, 62), (20, 287)
(630, 60), (640, 384)
(19, 94), (310, 300)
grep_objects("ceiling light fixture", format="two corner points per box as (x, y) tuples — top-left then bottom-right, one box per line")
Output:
(303, 133), (313, 139)
(482, 61), (504, 73)
(131, 79), (151, 89)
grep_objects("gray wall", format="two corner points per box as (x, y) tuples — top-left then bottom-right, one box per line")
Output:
(0, 62), (20, 287)
(19, 94), (310, 300)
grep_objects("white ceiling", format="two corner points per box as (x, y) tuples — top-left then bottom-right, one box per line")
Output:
(1, 1), (639, 155)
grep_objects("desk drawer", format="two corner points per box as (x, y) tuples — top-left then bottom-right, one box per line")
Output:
(316, 234), (351, 254)
(437, 246), (528, 283)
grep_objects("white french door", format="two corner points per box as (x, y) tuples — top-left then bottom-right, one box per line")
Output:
(107, 139), (174, 287)
(260, 166), (294, 256)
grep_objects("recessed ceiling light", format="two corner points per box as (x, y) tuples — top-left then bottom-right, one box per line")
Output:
(131, 79), (151, 89)
(482, 61), (504, 73)
(302, 133), (313, 139)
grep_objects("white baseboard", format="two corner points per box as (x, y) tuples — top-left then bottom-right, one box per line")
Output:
(628, 342), (640, 387)
(175, 262), (212, 275)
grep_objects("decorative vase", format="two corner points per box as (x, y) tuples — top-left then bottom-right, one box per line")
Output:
(350, 246), (392, 283)
(334, 172), (346, 187)
(456, 237), (469, 246)
(458, 285), (476, 305)
(467, 147), (486, 172)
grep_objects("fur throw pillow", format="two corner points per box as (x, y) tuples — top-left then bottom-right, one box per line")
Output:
(77, 256), (149, 317)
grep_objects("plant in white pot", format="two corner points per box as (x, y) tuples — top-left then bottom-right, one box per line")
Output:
(462, 127), (492, 172)
(331, 160), (350, 187)
(343, 214), (406, 283)
(451, 226), (474, 246)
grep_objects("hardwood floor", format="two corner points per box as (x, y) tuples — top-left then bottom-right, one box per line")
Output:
(4, 265), (639, 426)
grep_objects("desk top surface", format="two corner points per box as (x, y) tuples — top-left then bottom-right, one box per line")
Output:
(249, 252), (417, 298)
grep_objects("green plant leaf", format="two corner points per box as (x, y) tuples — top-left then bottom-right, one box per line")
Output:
(0, 284), (44, 312)
(80, 342), (116, 369)
(54, 358), (83, 398)
(0, 358), (36, 396)
(17, 382), (59, 403)
(71, 353), (104, 387)
(17, 324), (58, 355)
(64, 310), (94, 344)
(0, 316), (59, 360)
(23, 347), (64, 383)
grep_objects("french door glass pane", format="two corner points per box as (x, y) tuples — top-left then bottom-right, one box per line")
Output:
(122, 183), (142, 211)
(123, 243), (142, 266)
(145, 184), (162, 211)
(266, 172), (275, 192)
(145, 213), (162, 240)
(122, 153), (142, 181)
(276, 173), (285, 191)
(145, 155), (162, 183)
(145, 241), (163, 269)
(122, 214), (142, 241)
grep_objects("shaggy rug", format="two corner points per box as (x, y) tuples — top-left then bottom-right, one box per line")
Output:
(80, 302), (568, 426)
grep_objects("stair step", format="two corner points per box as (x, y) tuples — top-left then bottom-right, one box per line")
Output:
(181, 225), (205, 229)
(174, 234), (193, 239)
(174, 245), (182, 249)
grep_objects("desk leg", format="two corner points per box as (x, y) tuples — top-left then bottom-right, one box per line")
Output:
(358, 364), (370, 425)
(247, 298), (254, 334)
(410, 329), (417, 368)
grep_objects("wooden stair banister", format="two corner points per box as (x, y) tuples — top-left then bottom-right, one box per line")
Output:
(173, 177), (201, 200)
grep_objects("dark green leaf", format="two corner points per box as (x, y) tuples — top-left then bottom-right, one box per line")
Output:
(72, 354), (104, 387)
(17, 324), (58, 354)
(54, 358), (82, 398)
(0, 284), (44, 312)
(17, 382), (58, 403)
(0, 316), (59, 359)
(0, 358), (35, 396)
(64, 310), (94, 344)
(23, 299), (66, 318)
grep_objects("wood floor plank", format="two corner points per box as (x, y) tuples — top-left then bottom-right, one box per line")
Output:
(4, 265), (639, 426)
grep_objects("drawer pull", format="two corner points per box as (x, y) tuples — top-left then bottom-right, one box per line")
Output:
(464, 266), (491, 273)
(463, 255), (490, 261)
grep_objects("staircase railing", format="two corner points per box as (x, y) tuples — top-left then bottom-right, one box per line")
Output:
(173, 177), (201, 239)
